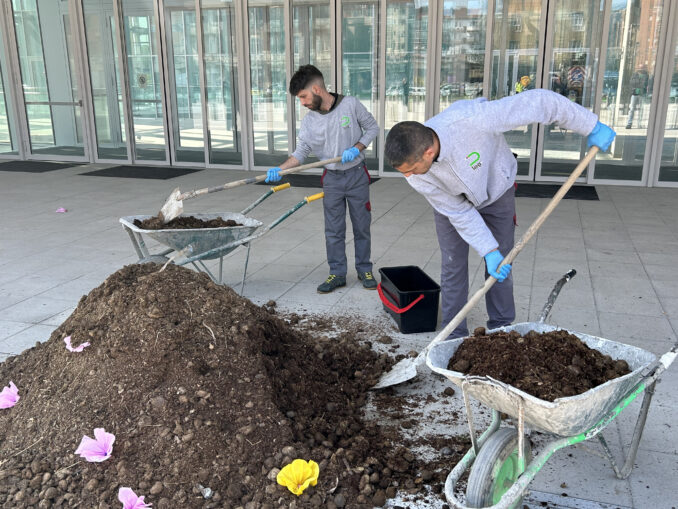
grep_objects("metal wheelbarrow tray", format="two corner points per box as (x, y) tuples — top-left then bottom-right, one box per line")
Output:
(427, 322), (656, 437)
(424, 270), (677, 509)
(119, 184), (324, 290)
(119, 212), (263, 261)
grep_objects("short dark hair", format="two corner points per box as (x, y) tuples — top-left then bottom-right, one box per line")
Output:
(384, 122), (435, 168)
(289, 65), (325, 96)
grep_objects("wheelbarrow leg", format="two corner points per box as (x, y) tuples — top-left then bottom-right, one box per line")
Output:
(123, 225), (147, 261)
(240, 242), (252, 296)
(597, 380), (657, 480)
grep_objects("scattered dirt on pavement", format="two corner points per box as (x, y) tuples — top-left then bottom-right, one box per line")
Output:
(447, 327), (631, 401)
(0, 263), (466, 508)
(134, 216), (242, 230)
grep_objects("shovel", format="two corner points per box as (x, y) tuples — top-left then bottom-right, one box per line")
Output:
(158, 156), (343, 223)
(373, 146), (599, 389)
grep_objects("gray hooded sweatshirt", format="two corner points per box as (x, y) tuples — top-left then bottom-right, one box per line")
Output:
(292, 94), (379, 170)
(407, 89), (598, 257)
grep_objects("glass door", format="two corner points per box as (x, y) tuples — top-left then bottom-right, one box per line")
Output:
(0, 16), (18, 155)
(10, 0), (88, 159)
(121, 0), (169, 162)
(656, 6), (678, 185)
(341, 0), (380, 171)
(592, 0), (665, 183)
(82, 0), (127, 160)
(292, 0), (331, 145)
(248, 0), (287, 167)
(162, 0), (205, 164)
(537, 0), (605, 180)
(384, 0), (429, 162)
(201, 0), (242, 165)
(490, 0), (542, 177)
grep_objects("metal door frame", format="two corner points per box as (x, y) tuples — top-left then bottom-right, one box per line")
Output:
(587, 0), (669, 187)
(1, 0), (92, 162)
(76, 0), (134, 164)
(649, 0), (678, 188)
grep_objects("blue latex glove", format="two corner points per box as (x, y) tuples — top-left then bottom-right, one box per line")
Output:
(265, 167), (281, 183)
(587, 121), (616, 152)
(484, 250), (512, 282)
(341, 146), (360, 164)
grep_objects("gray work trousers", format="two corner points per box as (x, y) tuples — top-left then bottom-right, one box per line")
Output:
(433, 185), (516, 338)
(321, 162), (373, 276)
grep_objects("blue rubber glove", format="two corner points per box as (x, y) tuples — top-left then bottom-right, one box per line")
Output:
(341, 146), (360, 164)
(265, 167), (281, 183)
(587, 121), (616, 152)
(484, 250), (512, 282)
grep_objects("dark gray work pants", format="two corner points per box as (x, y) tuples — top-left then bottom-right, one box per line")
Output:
(321, 162), (373, 276)
(433, 185), (516, 338)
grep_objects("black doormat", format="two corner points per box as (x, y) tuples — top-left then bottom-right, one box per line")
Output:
(516, 183), (598, 200)
(256, 173), (380, 188)
(80, 166), (203, 180)
(0, 161), (84, 173)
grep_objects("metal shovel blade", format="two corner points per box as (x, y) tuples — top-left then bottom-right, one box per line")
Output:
(159, 188), (183, 223)
(372, 354), (421, 389)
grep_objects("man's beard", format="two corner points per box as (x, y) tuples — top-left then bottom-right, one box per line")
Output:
(307, 93), (322, 111)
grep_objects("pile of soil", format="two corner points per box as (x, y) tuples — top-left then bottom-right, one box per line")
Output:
(447, 327), (631, 401)
(0, 263), (465, 508)
(135, 216), (243, 230)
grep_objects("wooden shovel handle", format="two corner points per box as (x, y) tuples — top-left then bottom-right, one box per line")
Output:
(178, 156), (343, 201)
(431, 146), (599, 347)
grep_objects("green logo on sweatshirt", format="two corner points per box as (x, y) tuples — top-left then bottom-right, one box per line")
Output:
(340, 116), (350, 127)
(466, 151), (482, 170)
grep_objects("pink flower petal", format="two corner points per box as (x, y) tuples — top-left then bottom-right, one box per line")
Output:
(0, 381), (19, 409)
(74, 428), (115, 462)
(118, 487), (152, 508)
(64, 336), (90, 353)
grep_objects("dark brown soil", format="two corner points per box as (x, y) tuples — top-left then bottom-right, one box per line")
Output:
(135, 216), (242, 230)
(447, 327), (631, 402)
(0, 263), (466, 508)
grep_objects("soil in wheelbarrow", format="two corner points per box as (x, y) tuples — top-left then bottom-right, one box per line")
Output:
(134, 215), (243, 230)
(447, 328), (631, 402)
(0, 263), (467, 509)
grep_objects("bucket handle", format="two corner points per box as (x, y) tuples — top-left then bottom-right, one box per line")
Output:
(377, 283), (425, 314)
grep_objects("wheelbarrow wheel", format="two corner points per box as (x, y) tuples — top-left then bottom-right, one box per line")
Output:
(466, 427), (532, 508)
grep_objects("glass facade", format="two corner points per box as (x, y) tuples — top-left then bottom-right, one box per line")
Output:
(0, 0), (675, 186)
(540, 0), (605, 179)
(595, 0), (664, 182)
(84, 0), (127, 160)
(491, 0), (540, 176)
(122, 0), (168, 161)
(248, 0), (287, 167)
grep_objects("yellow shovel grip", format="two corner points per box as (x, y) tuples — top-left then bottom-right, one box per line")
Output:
(272, 182), (291, 192)
(305, 192), (324, 203)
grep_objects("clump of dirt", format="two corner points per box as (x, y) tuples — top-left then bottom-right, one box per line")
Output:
(0, 263), (465, 508)
(447, 327), (631, 401)
(134, 216), (242, 230)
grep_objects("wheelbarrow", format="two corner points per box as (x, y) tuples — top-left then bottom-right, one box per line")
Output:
(120, 183), (324, 293)
(426, 270), (678, 509)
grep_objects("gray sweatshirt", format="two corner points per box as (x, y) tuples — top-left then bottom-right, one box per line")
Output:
(407, 89), (598, 257)
(292, 94), (379, 170)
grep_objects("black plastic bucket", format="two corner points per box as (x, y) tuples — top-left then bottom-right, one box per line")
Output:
(378, 266), (440, 334)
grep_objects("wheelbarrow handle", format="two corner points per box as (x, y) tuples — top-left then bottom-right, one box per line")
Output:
(179, 156), (343, 201)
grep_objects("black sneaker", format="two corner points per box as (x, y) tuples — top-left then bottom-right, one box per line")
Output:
(317, 274), (346, 293)
(358, 271), (377, 290)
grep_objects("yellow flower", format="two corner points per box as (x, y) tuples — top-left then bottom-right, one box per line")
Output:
(276, 459), (320, 496)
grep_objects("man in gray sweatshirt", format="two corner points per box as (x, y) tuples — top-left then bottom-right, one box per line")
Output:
(384, 89), (615, 338)
(265, 65), (379, 293)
